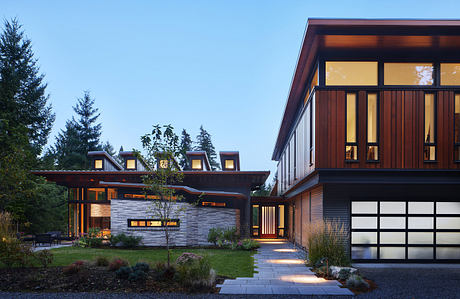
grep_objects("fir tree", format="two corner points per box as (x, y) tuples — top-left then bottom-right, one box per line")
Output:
(103, 141), (116, 156)
(179, 129), (192, 169)
(194, 125), (220, 170)
(73, 91), (102, 158)
(54, 120), (86, 169)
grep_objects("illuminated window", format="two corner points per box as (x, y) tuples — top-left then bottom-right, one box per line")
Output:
(94, 159), (103, 169)
(191, 159), (202, 169)
(346, 93), (358, 161)
(325, 61), (378, 86)
(159, 160), (169, 169)
(424, 93), (436, 161)
(128, 219), (180, 227)
(367, 93), (378, 161)
(384, 63), (433, 85)
(455, 94), (460, 161)
(202, 202), (226, 207)
(440, 63), (460, 85)
(224, 159), (235, 169)
(126, 159), (136, 169)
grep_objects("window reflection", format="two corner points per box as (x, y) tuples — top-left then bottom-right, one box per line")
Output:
(384, 63), (433, 85)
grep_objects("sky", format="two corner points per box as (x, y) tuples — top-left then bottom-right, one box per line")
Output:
(2, 0), (460, 179)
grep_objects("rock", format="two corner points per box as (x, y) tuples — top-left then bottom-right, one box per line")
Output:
(175, 252), (203, 265)
(329, 266), (358, 279)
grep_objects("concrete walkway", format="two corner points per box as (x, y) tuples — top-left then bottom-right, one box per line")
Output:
(218, 239), (354, 295)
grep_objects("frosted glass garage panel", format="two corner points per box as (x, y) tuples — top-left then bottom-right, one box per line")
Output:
(380, 202), (405, 214)
(408, 202), (433, 214)
(352, 232), (377, 244)
(408, 247), (433, 259)
(408, 232), (433, 244)
(437, 202), (460, 215)
(436, 217), (460, 229)
(436, 247), (460, 259)
(437, 233), (460, 245)
(380, 217), (405, 229)
(352, 217), (377, 229)
(408, 217), (433, 229)
(352, 201), (377, 214)
(380, 232), (405, 244)
(352, 247), (377, 259)
(380, 247), (406, 259)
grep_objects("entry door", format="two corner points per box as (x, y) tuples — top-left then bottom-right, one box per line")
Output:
(261, 206), (276, 238)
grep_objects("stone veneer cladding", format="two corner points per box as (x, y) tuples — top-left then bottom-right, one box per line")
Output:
(111, 199), (240, 246)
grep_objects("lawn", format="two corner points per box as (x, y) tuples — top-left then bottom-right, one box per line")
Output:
(49, 247), (255, 278)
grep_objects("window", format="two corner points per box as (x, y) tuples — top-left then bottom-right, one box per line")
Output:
(252, 205), (259, 236)
(440, 63), (460, 85)
(124, 194), (176, 200)
(367, 93), (378, 161)
(325, 61), (378, 86)
(293, 134), (297, 180)
(346, 93), (358, 161)
(309, 100), (314, 166)
(87, 188), (106, 201)
(159, 159), (168, 169)
(424, 93), (436, 161)
(278, 205), (285, 237)
(128, 219), (179, 227)
(384, 63), (434, 85)
(201, 202), (226, 207)
(108, 188), (117, 200)
(224, 159), (235, 169)
(94, 159), (103, 169)
(126, 159), (136, 169)
(191, 159), (202, 170)
(455, 94), (460, 161)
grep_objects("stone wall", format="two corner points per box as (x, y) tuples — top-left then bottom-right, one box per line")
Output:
(111, 199), (239, 246)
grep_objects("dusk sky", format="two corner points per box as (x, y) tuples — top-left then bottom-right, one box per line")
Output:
(2, 0), (459, 178)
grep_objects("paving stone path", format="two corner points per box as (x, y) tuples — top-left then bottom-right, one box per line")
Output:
(218, 239), (354, 295)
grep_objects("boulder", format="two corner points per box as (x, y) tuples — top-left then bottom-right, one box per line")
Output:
(175, 252), (203, 265)
(329, 266), (358, 279)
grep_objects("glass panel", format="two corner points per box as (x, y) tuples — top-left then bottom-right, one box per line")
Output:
(380, 232), (405, 244)
(437, 217), (460, 229)
(90, 204), (110, 217)
(69, 188), (79, 201)
(436, 247), (460, 259)
(252, 205), (259, 228)
(455, 94), (460, 144)
(408, 217), (433, 229)
(252, 229), (259, 236)
(380, 247), (406, 259)
(126, 159), (136, 169)
(367, 93), (378, 143)
(437, 202), (460, 215)
(380, 202), (406, 214)
(408, 232), (433, 244)
(352, 232), (377, 244)
(346, 145), (358, 160)
(380, 217), (405, 229)
(367, 146), (378, 161)
(191, 159), (202, 169)
(424, 93), (436, 144)
(440, 63), (460, 85)
(352, 217), (377, 229)
(424, 146), (436, 161)
(159, 160), (168, 169)
(346, 93), (357, 143)
(351, 246), (377, 259)
(225, 159), (235, 169)
(278, 205), (285, 228)
(87, 188), (106, 201)
(408, 247), (433, 259)
(94, 159), (103, 169)
(351, 201), (377, 214)
(107, 188), (117, 200)
(437, 233), (460, 245)
(384, 63), (434, 85)
(325, 61), (378, 86)
(408, 202), (433, 214)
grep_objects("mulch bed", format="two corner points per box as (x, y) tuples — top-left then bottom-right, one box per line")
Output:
(312, 270), (378, 295)
(0, 267), (223, 293)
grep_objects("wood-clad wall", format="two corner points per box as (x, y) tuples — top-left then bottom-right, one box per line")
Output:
(315, 90), (460, 169)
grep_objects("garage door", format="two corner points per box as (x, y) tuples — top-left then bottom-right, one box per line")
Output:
(351, 201), (460, 261)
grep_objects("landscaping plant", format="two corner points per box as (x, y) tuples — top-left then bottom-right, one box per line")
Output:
(108, 257), (129, 271)
(94, 256), (109, 267)
(207, 227), (223, 246)
(175, 255), (216, 290)
(152, 261), (177, 281)
(109, 233), (143, 248)
(34, 249), (54, 268)
(346, 274), (370, 290)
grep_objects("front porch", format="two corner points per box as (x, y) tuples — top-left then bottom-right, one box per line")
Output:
(250, 196), (287, 239)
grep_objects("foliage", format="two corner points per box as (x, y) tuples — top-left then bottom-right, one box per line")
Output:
(34, 249), (54, 268)
(179, 129), (192, 169)
(0, 211), (34, 267)
(132, 262), (150, 273)
(346, 274), (370, 289)
(338, 268), (352, 281)
(115, 266), (133, 279)
(109, 233), (143, 248)
(194, 125), (219, 170)
(176, 256), (216, 290)
(53, 120), (86, 170)
(153, 261), (177, 281)
(94, 256), (110, 267)
(62, 260), (88, 275)
(306, 220), (350, 267)
(233, 238), (260, 251)
(74, 227), (104, 248)
(117, 262), (150, 281)
(129, 269), (148, 282)
(251, 183), (273, 196)
(176, 252), (202, 265)
(0, 211), (13, 240)
(102, 141), (116, 157)
(207, 227), (240, 247)
(207, 227), (223, 246)
(223, 227), (239, 243)
(108, 257), (129, 271)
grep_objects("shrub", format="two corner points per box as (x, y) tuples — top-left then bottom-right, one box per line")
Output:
(110, 233), (143, 248)
(74, 228), (104, 248)
(346, 274), (370, 289)
(128, 269), (148, 282)
(35, 249), (54, 268)
(176, 256), (215, 290)
(0, 238), (34, 268)
(94, 256), (109, 267)
(306, 220), (350, 267)
(222, 227), (239, 243)
(132, 262), (150, 273)
(316, 265), (330, 277)
(116, 266), (133, 279)
(241, 239), (259, 250)
(0, 212), (14, 241)
(207, 228), (223, 246)
(63, 260), (88, 275)
(152, 261), (176, 281)
(108, 257), (129, 271)
(338, 268), (352, 281)
(176, 252), (203, 265)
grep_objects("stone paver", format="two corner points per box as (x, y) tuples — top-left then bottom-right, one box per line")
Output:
(218, 239), (354, 295)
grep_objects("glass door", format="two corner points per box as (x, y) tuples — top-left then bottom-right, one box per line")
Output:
(261, 206), (276, 238)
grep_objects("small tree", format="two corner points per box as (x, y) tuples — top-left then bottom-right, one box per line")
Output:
(139, 124), (191, 266)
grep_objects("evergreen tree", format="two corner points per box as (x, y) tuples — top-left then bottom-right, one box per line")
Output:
(179, 129), (192, 169)
(73, 91), (102, 158)
(103, 141), (116, 156)
(194, 125), (220, 170)
(54, 120), (86, 169)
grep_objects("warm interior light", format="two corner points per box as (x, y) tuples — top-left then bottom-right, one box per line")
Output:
(191, 159), (202, 169)
(94, 159), (103, 169)
(225, 159), (235, 169)
(273, 248), (297, 253)
(159, 159), (168, 169)
(126, 159), (136, 169)
(280, 275), (328, 284)
(267, 259), (304, 265)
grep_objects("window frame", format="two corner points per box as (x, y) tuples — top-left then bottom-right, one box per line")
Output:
(454, 93), (460, 162)
(366, 92), (380, 162)
(94, 159), (104, 170)
(191, 159), (203, 170)
(423, 92), (437, 162)
(383, 62), (435, 86)
(125, 159), (137, 170)
(345, 92), (359, 162)
(127, 218), (180, 228)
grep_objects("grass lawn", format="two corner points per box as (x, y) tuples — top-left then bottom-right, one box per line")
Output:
(49, 247), (255, 278)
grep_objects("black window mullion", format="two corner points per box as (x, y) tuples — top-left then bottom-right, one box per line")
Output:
(434, 199), (437, 260)
(405, 201), (409, 261)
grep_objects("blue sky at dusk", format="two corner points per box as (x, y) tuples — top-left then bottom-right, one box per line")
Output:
(2, 0), (460, 178)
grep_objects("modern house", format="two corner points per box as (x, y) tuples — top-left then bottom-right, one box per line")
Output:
(269, 19), (460, 262)
(33, 150), (269, 246)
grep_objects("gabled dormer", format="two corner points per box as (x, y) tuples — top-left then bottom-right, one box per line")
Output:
(220, 151), (240, 171)
(185, 151), (211, 171)
(155, 151), (181, 171)
(88, 151), (123, 171)
(119, 151), (148, 171)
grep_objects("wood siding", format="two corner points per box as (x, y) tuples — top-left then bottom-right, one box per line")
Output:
(316, 90), (460, 169)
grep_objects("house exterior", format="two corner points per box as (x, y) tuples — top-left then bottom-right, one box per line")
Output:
(33, 150), (268, 246)
(268, 19), (460, 262)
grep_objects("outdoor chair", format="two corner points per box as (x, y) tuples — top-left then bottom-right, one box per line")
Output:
(34, 233), (53, 247)
(46, 231), (62, 245)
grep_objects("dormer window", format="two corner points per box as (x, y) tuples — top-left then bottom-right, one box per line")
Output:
(126, 159), (136, 170)
(224, 159), (235, 170)
(94, 159), (103, 169)
(191, 159), (202, 170)
(159, 160), (169, 169)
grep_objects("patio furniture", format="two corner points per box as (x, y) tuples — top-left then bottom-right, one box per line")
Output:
(34, 233), (53, 247)
(46, 231), (62, 245)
